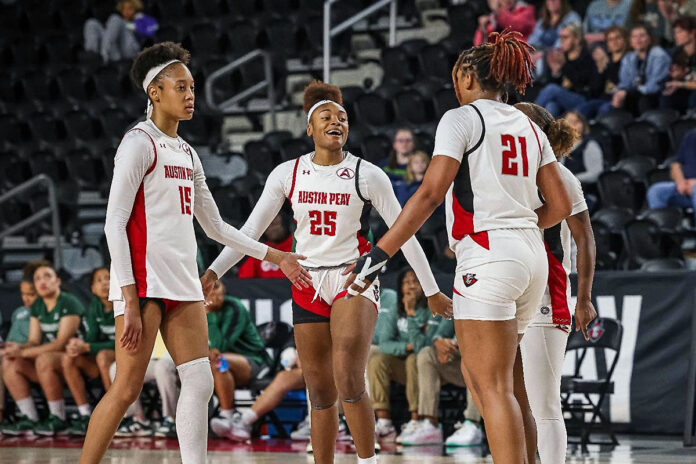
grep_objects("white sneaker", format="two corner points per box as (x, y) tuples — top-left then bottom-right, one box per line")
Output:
(290, 419), (311, 440)
(395, 419), (421, 443)
(210, 415), (233, 438)
(401, 420), (443, 445)
(444, 420), (482, 447)
(225, 412), (251, 441)
(374, 420), (397, 442)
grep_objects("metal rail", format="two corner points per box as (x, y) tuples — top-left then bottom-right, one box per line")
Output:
(324, 0), (397, 83)
(0, 174), (63, 269)
(205, 49), (277, 129)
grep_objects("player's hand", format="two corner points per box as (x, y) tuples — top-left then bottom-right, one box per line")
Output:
(209, 348), (221, 364)
(574, 298), (597, 341)
(200, 269), (218, 306)
(344, 246), (390, 298)
(434, 338), (458, 363)
(427, 292), (453, 320)
(120, 300), (142, 351)
(3, 341), (20, 359)
(278, 252), (312, 290)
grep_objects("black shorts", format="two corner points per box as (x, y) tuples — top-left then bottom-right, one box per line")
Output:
(292, 301), (330, 325)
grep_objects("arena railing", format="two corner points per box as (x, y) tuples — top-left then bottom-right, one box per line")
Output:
(204, 49), (277, 129)
(0, 174), (63, 269)
(323, 0), (398, 83)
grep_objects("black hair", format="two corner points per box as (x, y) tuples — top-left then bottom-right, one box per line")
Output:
(302, 80), (343, 113)
(395, 267), (426, 318)
(89, 267), (109, 288)
(24, 260), (54, 281)
(129, 41), (191, 91)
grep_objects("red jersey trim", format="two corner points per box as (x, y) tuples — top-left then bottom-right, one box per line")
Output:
(545, 242), (572, 325)
(127, 183), (148, 297)
(292, 283), (331, 318)
(126, 128), (158, 175)
(451, 192), (489, 250)
(527, 119), (543, 161)
(288, 157), (301, 204)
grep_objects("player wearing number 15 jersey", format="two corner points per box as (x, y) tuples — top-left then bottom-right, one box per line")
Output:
(346, 31), (573, 463)
(202, 81), (451, 464)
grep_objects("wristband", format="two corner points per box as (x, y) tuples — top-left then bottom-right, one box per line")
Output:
(348, 246), (390, 295)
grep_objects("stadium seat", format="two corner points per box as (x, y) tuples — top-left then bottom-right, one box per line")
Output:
(192, 0), (226, 16)
(187, 23), (224, 57)
(63, 110), (101, 141)
(244, 140), (277, 175)
(394, 89), (432, 125)
(260, 19), (298, 58)
(64, 148), (103, 190)
(0, 115), (25, 145)
(588, 122), (617, 166)
(597, 170), (643, 212)
(622, 219), (682, 269)
(591, 221), (617, 270)
(668, 119), (695, 153)
(153, 0), (188, 19)
(9, 40), (42, 68)
(640, 258), (686, 271)
(280, 138), (313, 161)
(99, 108), (133, 140)
(621, 121), (665, 162)
(433, 86), (458, 119)
(381, 46), (416, 85)
(215, 186), (252, 226)
(28, 149), (68, 181)
(179, 114), (222, 147)
(613, 156), (656, 183)
(26, 113), (66, 144)
(596, 109), (634, 134)
(91, 67), (127, 101)
(411, 77), (444, 102)
(56, 71), (90, 102)
(354, 93), (395, 128)
(639, 108), (680, 133)
(263, 130), (293, 156)
(21, 71), (56, 103)
(638, 207), (685, 234)
(361, 134), (392, 164)
(646, 167), (671, 186)
(418, 44), (451, 82)
(592, 207), (635, 233)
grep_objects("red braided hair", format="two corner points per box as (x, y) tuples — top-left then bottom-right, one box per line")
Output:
(453, 28), (535, 95)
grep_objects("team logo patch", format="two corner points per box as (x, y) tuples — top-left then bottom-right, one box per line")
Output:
(463, 273), (478, 287)
(336, 167), (355, 179)
(587, 319), (605, 343)
(540, 306), (550, 315)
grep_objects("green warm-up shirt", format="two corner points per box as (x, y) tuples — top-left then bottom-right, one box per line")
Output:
(373, 288), (440, 357)
(82, 296), (116, 354)
(6, 306), (31, 343)
(30, 291), (84, 343)
(207, 296), (271, 367)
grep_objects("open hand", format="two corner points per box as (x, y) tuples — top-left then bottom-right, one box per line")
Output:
(427, 292), (453, 320)
(279, 252), (312, 290)
(200, 269), (218, 306)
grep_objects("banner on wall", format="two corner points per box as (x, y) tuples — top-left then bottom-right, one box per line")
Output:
(1, 271), (694, 434)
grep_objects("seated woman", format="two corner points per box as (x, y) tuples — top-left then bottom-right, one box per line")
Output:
(368, 268), (440, 444)
(57, 268), (116, 436)
(394, 151), (430, 206)
(207, 281), (273, 439)
(380, 127), (416, 181)
(475, 0), (536, 45)
(1, 261), (84, 436)
(563, 110), (605, 185)
(238, 214), (293, 279)
(528, 0), (582, 52)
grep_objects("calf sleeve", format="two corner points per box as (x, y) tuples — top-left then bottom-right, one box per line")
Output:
(176, 358), (214, 464)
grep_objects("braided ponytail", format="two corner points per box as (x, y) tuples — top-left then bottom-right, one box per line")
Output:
(514, 102), (579, 158)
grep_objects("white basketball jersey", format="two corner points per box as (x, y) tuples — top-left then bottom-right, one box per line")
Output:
(535, 164), (588, 326)
(287, 152), (372, 268)
(109, 120), (203, 301)
(433, 99), (556, 266)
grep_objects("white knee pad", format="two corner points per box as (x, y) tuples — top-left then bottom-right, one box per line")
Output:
(176, 357), (214, 464)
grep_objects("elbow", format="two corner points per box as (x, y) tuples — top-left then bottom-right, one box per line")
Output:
(418, 186), (444, 212)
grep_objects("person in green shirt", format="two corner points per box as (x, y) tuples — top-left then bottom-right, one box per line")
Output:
(206, 281), (273, 438)
(367, 268), (440, 444)
(0, 273), (38, 423)
(1, 261), (84, 437)
(56, 267), (116, 436)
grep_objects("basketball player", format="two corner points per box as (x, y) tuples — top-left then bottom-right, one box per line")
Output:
(346, 30), (573, 463)
(78, 42), (310, 464)
(515, 102), (597, 464)
(201, 81), (452, 464)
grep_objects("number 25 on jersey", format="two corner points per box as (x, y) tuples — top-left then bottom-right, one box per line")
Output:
(501, 134), (529, 177)
(309, 210), (337, 236)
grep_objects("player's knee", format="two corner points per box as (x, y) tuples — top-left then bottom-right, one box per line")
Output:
(417, 346), (436, 369)
(179, 358), (214, 400)
(529, 395), (562, 420)
(334, 370), (364, 400)
(112, 379), (143, 406)
(35, 353), (55, 371)
(95, 350), (111, 370)
(307, 383), (337, 408)
(60, 353), (75, 371)
(367, 352), (389, 374)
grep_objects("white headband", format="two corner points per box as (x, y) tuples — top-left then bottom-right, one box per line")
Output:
(307, 100), (346, 124)
(142, 59), (183, 119)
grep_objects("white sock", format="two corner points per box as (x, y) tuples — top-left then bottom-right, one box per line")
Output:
(241, 409), (258, 426)
(176, 357), (214, 464)
(220, 409), (235, 419)
(358, 455), (377, 464)
(77, 404), (92, 417)
(16, 397), (38, 421)
(48, 399), (66, 421)
(377, 418), (392, 427)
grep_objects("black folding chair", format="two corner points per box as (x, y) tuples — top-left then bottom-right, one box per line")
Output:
(561, 317), (623, 449)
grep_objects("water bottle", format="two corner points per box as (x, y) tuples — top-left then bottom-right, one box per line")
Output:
(218, 358), (229, 373)
(280, 347), (297, 370)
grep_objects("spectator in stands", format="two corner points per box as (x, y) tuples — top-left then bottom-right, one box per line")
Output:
(658, 0), (696, 30)
(381, 128), (416, 180)
(394, 151), (430, 206)
(398, 317), (483, 446)
(222, 336), (306, 441)
(661, 16), (696, 113)
(535, 24), (604, 117)
(207, 281), (272, 440)
(584, 0), (633, 42)
(83, 0), (158, 63)
(110, 355), (179, 438)
(579, 26), (630, 118)
(608, 23), (671, 115)
(58, 268), (116, 436)
(369, 268), (439, 443)
(475, 0), (536, 45)
(1, 261), (84, 436)
(528, 0), (582, 51)
(0, 268), (37, 423)
(562, 110), (605, 183)
(629, 0), (671, 43)
(238, 214), (293, 279)
(647, 127), (696, 221)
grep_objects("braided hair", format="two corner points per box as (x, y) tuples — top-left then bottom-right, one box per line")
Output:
(452, 29), (535, 101)
(514, 102), (579, 158)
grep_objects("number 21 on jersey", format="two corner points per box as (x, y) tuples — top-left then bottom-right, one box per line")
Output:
(501, 134), (529, 177)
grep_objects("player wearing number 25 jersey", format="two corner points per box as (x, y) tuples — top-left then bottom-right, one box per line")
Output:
(208, 150), (440, 322)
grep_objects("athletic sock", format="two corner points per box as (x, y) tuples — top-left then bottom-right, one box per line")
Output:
(220, 409), (235, 419)
(48, 399), (66, 421)
(358, 455), (377, 464)
(176, 357), (214, 464)
(377, 418), (392, 427)
(16, 397), (39, 421)
(241, 409), (258, 426)
(77, 404), (92, 417)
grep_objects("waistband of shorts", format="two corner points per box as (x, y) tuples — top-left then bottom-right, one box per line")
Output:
(303, 260), (357, 271)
